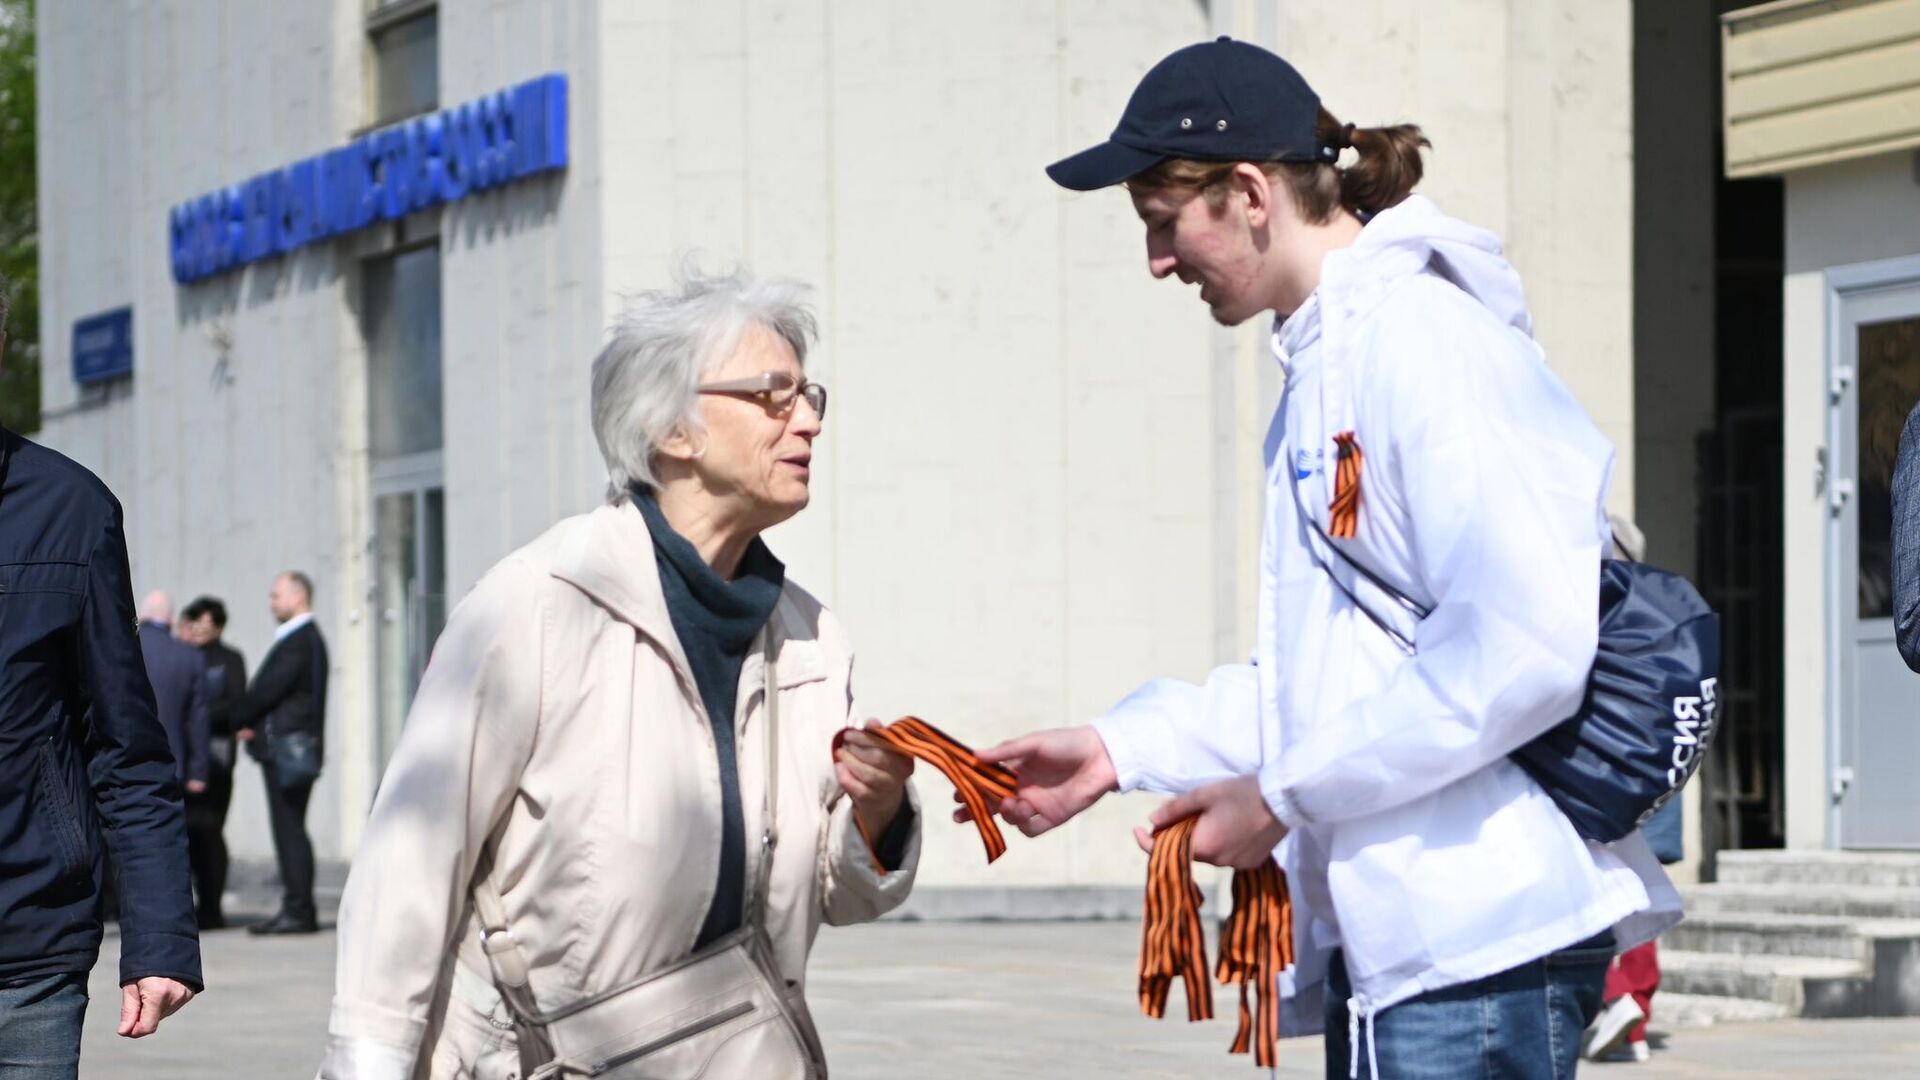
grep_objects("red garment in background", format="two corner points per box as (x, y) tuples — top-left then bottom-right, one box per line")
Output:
(1603, 940), (1661, 1043)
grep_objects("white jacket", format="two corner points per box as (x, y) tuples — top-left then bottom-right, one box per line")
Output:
(1093, 197), (1681, 1037)
(320, 502), (919, 1078)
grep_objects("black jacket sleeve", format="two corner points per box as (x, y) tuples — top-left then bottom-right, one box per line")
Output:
(1895, 402), (1920, 672)
(78, 500), (203, 989)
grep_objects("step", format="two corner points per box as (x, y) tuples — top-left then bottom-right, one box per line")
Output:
(1652, 991), (1794, 1029)
(1659, 950), (1873, 1017)
(1662, 912), (1874, 962)
(1716, 850), (1920, 888)
(1681, 882), (1920, 920)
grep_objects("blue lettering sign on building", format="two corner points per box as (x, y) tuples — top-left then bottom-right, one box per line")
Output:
(169, 74), (567, 284)
(73, 307), (134, 384)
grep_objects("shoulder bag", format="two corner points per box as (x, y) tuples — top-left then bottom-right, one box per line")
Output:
(1285, 451), (1721, 844)
(469, 629), (829, 1079)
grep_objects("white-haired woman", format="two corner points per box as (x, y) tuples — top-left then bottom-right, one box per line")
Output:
(320, 267), (920, 1079)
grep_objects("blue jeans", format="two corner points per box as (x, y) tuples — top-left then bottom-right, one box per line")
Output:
(0, 972), (87, 1079)
(1323, 932), (1613, 1080)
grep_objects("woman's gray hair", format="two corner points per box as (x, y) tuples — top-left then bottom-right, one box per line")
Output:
(590, 263), (818, 502)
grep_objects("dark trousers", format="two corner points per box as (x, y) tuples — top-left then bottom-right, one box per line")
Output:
(185, 755), (233, 924)
(263, 766), (316, 923)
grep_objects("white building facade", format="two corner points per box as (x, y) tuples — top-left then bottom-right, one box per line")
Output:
(37, 0), (1650, 908)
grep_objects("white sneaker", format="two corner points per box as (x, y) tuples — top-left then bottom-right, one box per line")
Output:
(1598, 1040), (1652, 1063)
(1583, 996), (1646, 1061)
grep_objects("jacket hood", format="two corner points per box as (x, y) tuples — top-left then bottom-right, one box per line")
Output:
(1339, 195), (1533, 337)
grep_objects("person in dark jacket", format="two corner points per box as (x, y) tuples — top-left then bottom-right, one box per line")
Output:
(0, 284), (200, 1075)
(235, 571), (328, 935)
(136, 592), (211, 796)
(180, 596), (246, 929)
(1893, 400), (1920, 672)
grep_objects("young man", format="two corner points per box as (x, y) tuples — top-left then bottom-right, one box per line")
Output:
(235, 571), (329, 935)
(0, 280), (201, 1075)
(181, 596), (249, 929)
(977, 39), (1679, 1079)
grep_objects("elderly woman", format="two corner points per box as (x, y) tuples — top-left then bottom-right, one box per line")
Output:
(320, 267), (920, 1079)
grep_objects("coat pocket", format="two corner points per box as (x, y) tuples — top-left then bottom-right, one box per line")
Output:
(35, 737), (94, 888)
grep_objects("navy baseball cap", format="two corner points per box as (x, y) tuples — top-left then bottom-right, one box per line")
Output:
(1046, 37), (1333, 191)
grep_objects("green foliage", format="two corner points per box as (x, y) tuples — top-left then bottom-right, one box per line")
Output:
(0, 0), (35, 433)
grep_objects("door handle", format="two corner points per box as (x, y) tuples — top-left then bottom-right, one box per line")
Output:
(1832, 765), (1855, 803)
(1829, 478), (1855, 516)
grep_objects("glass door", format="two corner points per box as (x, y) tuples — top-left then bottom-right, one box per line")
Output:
(372, 470), (445, 772)
(1833, 281), (1920, 848)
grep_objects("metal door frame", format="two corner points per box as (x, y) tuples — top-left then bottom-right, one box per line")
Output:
(1823, 253), (1920, 847)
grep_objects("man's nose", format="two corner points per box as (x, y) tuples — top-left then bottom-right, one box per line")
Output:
(1146, 235), (1178, 280)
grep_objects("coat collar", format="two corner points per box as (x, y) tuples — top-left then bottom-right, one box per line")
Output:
(550, 501), (690, 671)
(548, 501), (829, 690)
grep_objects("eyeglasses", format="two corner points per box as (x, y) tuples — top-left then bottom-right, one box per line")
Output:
(697, 371), (828, 421)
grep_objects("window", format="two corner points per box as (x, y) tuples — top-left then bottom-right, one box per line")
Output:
(368, 1), (438, 126)
(363, 245), (443, 460)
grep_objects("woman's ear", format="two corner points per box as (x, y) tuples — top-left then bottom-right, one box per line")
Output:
(656, 424), (707, 463)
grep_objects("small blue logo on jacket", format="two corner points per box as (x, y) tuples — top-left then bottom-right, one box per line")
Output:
(1295, 448), (1324, 480)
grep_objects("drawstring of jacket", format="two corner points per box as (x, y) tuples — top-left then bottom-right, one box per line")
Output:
(1138, 816), (1294, 1068)
(1347, 996), (1379, 1079)
(835, 717), (1018, 868)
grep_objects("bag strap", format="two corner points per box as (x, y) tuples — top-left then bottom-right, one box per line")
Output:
(469, 626), (784, 1019)
(1283, 444), (1426, 656)
(1284, 441), (1628, 655)
(749, 624), (779, 929)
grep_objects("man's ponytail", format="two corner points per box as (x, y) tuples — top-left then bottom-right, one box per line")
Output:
(1322, 109), (1430, 217)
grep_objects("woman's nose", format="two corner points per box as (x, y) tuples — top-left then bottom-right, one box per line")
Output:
(789, 398), (823, 436)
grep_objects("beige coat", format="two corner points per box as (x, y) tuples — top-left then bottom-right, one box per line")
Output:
(319, 502), (920, 1079)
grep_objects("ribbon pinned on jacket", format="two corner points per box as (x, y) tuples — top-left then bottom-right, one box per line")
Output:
(832, 717), (1018, 868)
(1328, 431), (1363, 539)
(1138, 817), (1294, 1068)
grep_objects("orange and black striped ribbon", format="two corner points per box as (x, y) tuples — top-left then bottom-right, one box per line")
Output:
(832, 716), (1018, 868)
(1328, 431), (1364, 539)
(1214, 860), (1293, 1068)
(1139, 818), (1293, 1068)
(1138, 817), (1214, 1024)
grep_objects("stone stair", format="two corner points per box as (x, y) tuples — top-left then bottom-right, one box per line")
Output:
(1662, 850), (1920, 1025)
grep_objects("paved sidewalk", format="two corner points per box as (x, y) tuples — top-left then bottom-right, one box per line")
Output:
(82, 920), (1920, 1078)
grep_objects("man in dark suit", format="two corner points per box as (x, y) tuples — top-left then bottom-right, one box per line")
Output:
(235, 571), (328, 935)
(180, 597), (246, 930)
(136, 593), (210, 798)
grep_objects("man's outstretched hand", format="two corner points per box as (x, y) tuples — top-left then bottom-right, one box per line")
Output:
(1134, 775), (1289, 869)
(965, 726), (1118, 837)
(118, 976), (195, 1038)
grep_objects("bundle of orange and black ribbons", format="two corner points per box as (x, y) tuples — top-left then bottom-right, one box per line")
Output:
(847, 720), (1292, 1067)
(834, 716), (1019, 869)
(1140, 817), (1294, 1068)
